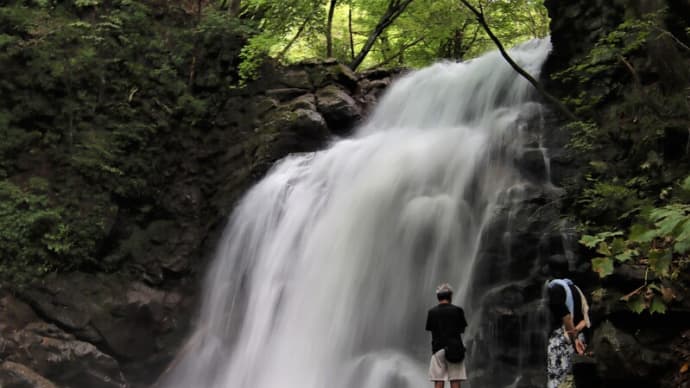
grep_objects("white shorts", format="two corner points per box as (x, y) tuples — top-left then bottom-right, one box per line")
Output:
(428, 349), (467, 381)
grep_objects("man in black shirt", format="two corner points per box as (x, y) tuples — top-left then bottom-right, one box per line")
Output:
(425, 283), (468, 388)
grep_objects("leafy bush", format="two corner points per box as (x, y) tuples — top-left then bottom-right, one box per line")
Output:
(0, 180), (71, 284)
(0, 1), (253, 286)
(579, 177), (690, 314)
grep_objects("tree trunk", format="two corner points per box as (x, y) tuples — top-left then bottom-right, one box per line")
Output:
(349, 0), (414, 70)
(326, 0), (338, 57)
(229, 0), (242, 16)
(348, 5), (355, 60)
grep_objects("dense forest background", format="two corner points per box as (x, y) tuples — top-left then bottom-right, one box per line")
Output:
(0, 0), (689, 387)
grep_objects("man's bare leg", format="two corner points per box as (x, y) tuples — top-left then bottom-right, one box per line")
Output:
(450, 380), (461, 388)
(434, 381), (444, 388)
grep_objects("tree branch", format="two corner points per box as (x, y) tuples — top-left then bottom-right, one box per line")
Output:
(348, 5), (355, 60)
(371, 36), (425, 69)
(653, 26), (690, 52)
(617, 55), (641, 89)
(458, 0), (578, 122)
(349, 0), (414, 70)
(276, 10), (316, 61)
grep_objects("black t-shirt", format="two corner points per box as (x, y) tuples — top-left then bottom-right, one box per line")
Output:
(425, 303), (467, 354)
(547, 282), (583, 332)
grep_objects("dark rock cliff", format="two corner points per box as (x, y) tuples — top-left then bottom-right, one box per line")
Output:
(0, 60), (396, 388)
(540, 1), (690, 387)
(467, 1), (689, 387)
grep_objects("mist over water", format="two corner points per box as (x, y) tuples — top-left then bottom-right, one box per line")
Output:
(159, 38), (552, 388)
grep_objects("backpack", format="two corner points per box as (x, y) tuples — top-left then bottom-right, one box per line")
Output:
(444, 337), (465, 363)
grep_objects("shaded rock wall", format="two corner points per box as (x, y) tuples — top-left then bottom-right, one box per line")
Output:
(541, 1), (690, 387)
(467, 1), (689, 387)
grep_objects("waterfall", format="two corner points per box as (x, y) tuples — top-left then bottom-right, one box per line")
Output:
(159, 38), (553, 388)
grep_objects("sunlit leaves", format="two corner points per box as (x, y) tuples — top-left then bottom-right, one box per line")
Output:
(74, 0), (100, 7)
(243, 0), (550, 70)
(592, 257), (614, 277)
(579, 230), (622, 248)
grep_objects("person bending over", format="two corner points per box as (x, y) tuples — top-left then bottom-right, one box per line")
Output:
(546, 278), (591, 388)
(425, 283), (468, 388)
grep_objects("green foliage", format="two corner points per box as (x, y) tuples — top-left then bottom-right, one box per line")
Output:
(237, 0), (549, 71)
(577, 181), (645, 224)
(0, 1), (252, 285)
(554, 11), (657, 85)
(74, 0), (100, 7)
(565, 121), (600, 152)
(579, 177), (690, 313)
(0, 180), (71, 283)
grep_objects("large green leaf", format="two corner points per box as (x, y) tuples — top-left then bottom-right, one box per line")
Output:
(596, 241), (612, 256)
(610, 238), (626, 255)
(649, 296), (667, 314)
(580, 234), (604, 248)
(674, 239), (690, 254)
(629, 223), (658, 243)
(614, 249), (636, 262)
(627, 294), (647, 314)
(648, 249), (672, 277)
(592, 257), (614, 278)
(655, 213), (687, 237)
(675, 219), (690, 242)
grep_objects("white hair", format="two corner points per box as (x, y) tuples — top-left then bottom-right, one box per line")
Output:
(435, 283), (453, 295)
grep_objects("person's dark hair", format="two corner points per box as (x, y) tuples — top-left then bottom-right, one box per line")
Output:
(436, 292), (452, 301)
(435, 283), (453, 301)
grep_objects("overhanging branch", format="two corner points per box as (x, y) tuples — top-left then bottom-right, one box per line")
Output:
(458, 0), (578, 122)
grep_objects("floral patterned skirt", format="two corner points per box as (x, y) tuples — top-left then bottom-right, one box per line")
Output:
(547, 327), (585, 388)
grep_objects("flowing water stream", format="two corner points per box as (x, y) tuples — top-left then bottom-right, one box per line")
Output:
(159, 38), (553, 388)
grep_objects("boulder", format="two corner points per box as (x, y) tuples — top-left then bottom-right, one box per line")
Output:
(288, 108), (329, 139)
(591, 320), (673, 385)
(359, 78), (392, 108)
(15, 274), (191, 386)
(310, 63), (359, 91)
(266, 88), (307, 102)
(316, 84), (362, 135)
(0, 296), (128, 388)
(285, 93), (317, 112)
(277, 69), (311, 90)
(0, 361), (58, 388)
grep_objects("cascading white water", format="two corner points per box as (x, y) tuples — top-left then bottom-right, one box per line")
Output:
(159, 38), (552, 388)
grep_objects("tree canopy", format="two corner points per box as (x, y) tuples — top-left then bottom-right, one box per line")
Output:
(236, 0), (549, 75)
